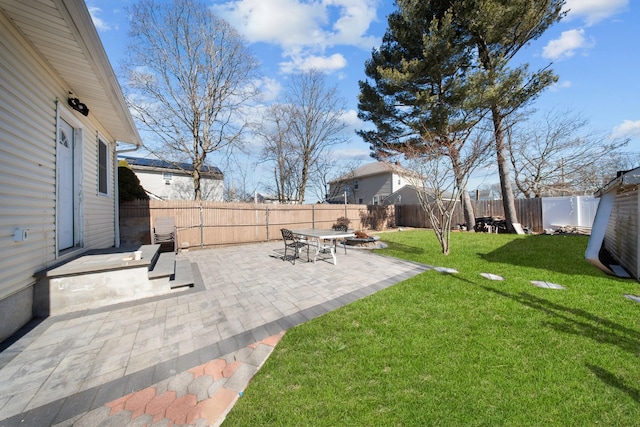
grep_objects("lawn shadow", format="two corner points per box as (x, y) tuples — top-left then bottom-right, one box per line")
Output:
(586, 364), (640, 404)
(479, 234), (610, 278)
(381, 241), (426, 256)
(481, 285), (640, 357)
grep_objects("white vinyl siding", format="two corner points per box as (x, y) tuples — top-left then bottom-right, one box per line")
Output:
(0, 12), (58, 299)
(82, 128), (117, 250)
(0, 11), (118, 298)
(132, 168), (224, 201)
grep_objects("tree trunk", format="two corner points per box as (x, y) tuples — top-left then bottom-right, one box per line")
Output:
(449, 148), (475, 231)
(298, 149), (310, 204)
(193, 168), (202, 201)
(491, 106), (519, 232)
(460, 190), (475, 231)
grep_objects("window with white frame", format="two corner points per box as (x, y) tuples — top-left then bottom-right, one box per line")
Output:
(98, 138), (108, 195)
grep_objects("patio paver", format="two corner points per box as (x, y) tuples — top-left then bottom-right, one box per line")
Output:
(0, 241), (430, 426)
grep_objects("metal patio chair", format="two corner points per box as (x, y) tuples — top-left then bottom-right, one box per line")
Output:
(281, 228), (309, 264)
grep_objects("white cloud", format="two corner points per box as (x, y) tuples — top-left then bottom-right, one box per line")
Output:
(341, 109), (361, 127)
(563, 0), (629, 26)
(87, 6), (113, 31)
(213, 0), (326, 47)
(341, 109), (371, 136)
(542, 29), (592, 60)
(323, 0), (380, 49)
(549, 80), (572, 92)
(280, 53), (347, 74)
(213, 0), (381, 74)
(256, 77), (282, 102)
(332, 145), (371, 161)
(611, 120), (640, 139)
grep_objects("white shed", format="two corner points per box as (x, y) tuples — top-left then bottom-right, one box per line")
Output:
(585, 167), (640, 281)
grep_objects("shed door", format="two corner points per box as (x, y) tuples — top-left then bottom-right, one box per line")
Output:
(57, 119), (74, 250)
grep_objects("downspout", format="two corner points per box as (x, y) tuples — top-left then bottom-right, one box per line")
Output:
(114, 144), (140, 247)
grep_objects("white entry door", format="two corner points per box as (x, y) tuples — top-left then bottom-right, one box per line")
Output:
(57, 119), (74, 250)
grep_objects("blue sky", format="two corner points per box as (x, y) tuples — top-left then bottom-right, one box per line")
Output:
(86, 0), (639, 193)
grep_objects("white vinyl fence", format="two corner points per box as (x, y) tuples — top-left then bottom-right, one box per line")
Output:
(541, 196), (600, 231)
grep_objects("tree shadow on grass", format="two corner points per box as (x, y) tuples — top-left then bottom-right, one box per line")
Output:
(380, 241), (426, 256)
(478, 234), (610, 278)
(586, 364), (640, 404)
(481, 285), (640, 357)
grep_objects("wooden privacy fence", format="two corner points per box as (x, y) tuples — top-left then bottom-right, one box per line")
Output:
(395, 198), (543, 233)
(119, 198), (542, 250)
(119, 200), (395, 250)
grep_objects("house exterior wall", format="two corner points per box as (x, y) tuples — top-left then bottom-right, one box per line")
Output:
(603, 189), (639, 280)
(134, 169), (224, 201)
(358, 173), (392, 204)
(0, 12), (118, 340)
(330, 173), (394, 204)
(385, 186), (421, 205)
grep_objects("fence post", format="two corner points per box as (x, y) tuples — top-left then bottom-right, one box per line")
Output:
(265, 205), (270, 241)
(199, 204), (204, 248)
(312, 205), (315, 228)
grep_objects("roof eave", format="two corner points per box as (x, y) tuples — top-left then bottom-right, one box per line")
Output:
(60, 0), (142, 147)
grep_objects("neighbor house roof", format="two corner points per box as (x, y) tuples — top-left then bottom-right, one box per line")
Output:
(329, 161), (418, 184)
(0, 0), (142, 146)
(121, 156), (223, 178)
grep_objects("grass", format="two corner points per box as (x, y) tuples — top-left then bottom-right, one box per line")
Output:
(224, 230), (640, 426)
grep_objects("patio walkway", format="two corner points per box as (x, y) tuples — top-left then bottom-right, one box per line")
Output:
(0, 241), (430, 426)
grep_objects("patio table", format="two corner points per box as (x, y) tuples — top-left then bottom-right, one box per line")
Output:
(291, 228), (355, 265)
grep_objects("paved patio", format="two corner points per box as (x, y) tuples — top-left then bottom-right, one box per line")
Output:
(0, 241), (430, 426)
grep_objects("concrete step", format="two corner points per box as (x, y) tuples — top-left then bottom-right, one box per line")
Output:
(170, 259), (194, 289)
(148, 252), (175, 279)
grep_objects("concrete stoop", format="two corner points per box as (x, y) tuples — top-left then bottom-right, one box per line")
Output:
(33, 245), (194, 316)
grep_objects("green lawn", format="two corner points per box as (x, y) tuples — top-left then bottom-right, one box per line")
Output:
(224, 230), (640, 426)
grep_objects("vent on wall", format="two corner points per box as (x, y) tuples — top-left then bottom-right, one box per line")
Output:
(163, 172), (173, 185)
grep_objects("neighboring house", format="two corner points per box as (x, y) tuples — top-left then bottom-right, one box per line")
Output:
(327, 161), (422, 205)
(385, 185), (455, 205)
(0, 0), (142, 342)
(120, 156), (224, 201)
(586, 166), (640, 281)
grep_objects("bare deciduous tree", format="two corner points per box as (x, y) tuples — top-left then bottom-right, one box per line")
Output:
(507, 110), (630, 197)
(221, 152), (258, 202)
(255, 104), (300, 203)
(279, 70), (349, 203)
(124, 0), (260, 200)
(404, 153), (463, 255)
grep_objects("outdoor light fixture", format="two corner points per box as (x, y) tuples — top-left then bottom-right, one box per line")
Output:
(67, 92), (89, 116)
